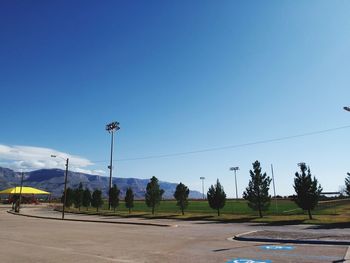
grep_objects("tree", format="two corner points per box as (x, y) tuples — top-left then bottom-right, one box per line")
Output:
(91, 189), (103, 212)
(345, 173), (350, 196)
(293, 163), (323, 220)
(145, 176), (164, 215)
(243, 161), (271, 218)
(61, 187), (74, 208)
(109, 184), (120, 212)
(82, 188), (91, 210)
(207, 179), (226, 216)
(174, 182), (189, 215)
(73, 183), (84, 211)
(124, 187), (134, 214)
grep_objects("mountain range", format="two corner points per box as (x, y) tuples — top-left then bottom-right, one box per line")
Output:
(0, 167), (202, 199)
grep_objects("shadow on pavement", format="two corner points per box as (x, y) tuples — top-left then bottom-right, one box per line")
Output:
(194, 217), (256, 224)
(307, 222), (350, 229)
(252, 219), (306, 226)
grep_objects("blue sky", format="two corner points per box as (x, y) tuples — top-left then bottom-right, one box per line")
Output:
(1, 0), (350, 197)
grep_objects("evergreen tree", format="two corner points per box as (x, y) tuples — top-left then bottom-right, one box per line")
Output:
(82, 188), (91, 210)
(91, 189), (103, 212)
(345, 173), (350, 196)
(293, 163), (322, 219)
(109, 184), (120, 212)
(145, 176), (164, 215)
(174, 182), (189, 215)
(73, 183), (84, 211)
(124, 187), (134, 214)
(61, 187), (74, 208)
(243, 160), (271, 218)
(207, 179), (226, 216)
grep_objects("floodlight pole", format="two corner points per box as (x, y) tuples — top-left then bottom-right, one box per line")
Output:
(270, 164), (278, 213)
(51, 155), (69, 220)
(106, 121), (120, 210)
(230, 167), (239, 200)
(200, 177), (205, 199)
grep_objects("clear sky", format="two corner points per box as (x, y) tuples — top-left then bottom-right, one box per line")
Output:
(1, 0), (350, 197)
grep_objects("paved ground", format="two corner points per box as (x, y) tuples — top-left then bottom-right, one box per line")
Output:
(0, 205), (349, 262)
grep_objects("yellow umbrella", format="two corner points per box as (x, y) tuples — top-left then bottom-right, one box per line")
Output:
(0, 186), (50, 195)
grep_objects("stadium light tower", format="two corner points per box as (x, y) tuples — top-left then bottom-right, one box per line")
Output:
(51, 155), (69, 220)
(106, 121), (120, 210)
(200, 177), (205, 199)
(229, 166), (239, 200)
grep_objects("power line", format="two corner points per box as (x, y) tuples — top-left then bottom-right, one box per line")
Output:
(110, 124), (350, 162)
(2, 124), (350, 165)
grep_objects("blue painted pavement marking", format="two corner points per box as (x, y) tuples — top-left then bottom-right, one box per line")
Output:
(226, 259), (272, 263)
(260, 245), (294, 251)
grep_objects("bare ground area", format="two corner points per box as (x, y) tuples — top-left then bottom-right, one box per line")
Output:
(0, 206), (349, 263)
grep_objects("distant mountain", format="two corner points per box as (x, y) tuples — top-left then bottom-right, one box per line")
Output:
(0, 167), (202, 199)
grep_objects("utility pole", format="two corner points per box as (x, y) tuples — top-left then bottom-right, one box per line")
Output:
(200, 177), (205, 199)
(229, 167), (239, 199)
(106, 121), (120, 210)
(62, 158), (69, 219)
(51, 155), (69, 220)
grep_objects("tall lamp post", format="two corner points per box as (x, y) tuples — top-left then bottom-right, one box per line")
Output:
(200, 177), (205, 199)
(229, 167), (239, 200)
(106, 121), (120, 210)
(51, 155), (69, 220)
(270, 164), (278, 213)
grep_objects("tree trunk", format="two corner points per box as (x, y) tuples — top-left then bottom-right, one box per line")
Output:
(152, 206), (155, 215)
(181, 208), (184, 216)
(259, 208), (263, 218)
(97, 207), (99, 212)
(217, 209), (220, 216)
(308, 209), (313, 220)
(129, 208), (131, 214)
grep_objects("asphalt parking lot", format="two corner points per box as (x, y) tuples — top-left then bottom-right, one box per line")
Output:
(0, 207), (348, 263)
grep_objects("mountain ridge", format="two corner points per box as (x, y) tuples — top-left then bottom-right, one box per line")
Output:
(0, 167), (202, 199)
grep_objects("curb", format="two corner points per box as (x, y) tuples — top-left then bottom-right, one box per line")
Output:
(233, 232), (350, 246)
(7, 210), (174, 228)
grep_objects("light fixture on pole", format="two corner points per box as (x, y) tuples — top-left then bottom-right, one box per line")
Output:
(229, 166), (239, 200)
(200, 177), (205, 200)
(106, 121), (120, 210)
(51, 155), (69, 220)
(343, 106), (350, 112)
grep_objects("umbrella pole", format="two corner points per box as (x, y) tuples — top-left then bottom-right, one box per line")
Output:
(17, 172), (24, 212)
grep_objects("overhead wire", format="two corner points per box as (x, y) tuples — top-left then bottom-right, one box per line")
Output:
(1, 125), (349, 165)
(91, 124), (350, 163)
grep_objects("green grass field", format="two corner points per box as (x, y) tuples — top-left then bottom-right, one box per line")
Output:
(64, 198), (350, 225)
(101, 199), (299, 215)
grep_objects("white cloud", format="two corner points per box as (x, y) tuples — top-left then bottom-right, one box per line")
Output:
(0, 144), (104, 175)
(74, 168), (105, 176)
